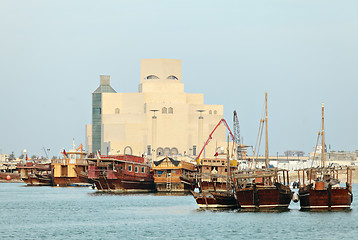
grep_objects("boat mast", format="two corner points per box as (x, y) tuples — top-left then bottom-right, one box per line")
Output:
(265, 92), (269, 168)
(321, 103), (325, 168)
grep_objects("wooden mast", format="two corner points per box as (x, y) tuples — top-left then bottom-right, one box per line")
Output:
(321, 103), (325, 168)
(265, 92), (269, 168)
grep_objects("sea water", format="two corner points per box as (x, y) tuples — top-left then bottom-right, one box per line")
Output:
(1, 183), (358, 239)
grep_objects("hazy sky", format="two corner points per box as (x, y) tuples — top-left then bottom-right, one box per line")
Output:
(1, 0), (357, 158)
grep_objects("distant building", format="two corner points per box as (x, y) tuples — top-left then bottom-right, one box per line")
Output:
(85, 59), (226, 160)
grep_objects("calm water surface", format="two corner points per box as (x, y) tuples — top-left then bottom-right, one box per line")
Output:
(1, 183), (358, 239)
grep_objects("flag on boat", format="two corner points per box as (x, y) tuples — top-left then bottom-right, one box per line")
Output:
(63, 149), (68, 158)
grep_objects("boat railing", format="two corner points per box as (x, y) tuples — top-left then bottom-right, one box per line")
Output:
(51, 159), (88, 165)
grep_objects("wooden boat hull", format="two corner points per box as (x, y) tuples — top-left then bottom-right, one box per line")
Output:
(22, 174), (53, 186)
(236, 183), (292, 211)
(94, 176), (155, 192)
(155, 182), (193, 192)
(299, 184), (352, 211)
(191, 191), (237, 208)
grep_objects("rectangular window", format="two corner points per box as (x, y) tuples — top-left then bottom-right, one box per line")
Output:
(128, 165), (132, 172)
(193, 145), (197, 155)
(144, 103), (146, 113)
(135, 166), (138, 173)
(147, 145), (151, 155)
(141, 167), (145, 173)
(93, 108), (101, 115)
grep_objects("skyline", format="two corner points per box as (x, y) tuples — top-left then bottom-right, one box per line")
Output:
(1, 0), (358, 157)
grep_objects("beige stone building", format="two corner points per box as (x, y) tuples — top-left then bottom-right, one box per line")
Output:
(85, 59), (226, 160)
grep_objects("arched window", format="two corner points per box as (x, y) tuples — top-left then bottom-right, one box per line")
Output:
(157, 147), (164, 156)
(168, 107), (173, 114)
(115, 108), (120, 114)
(164, 147), (171, 156)
(124, 146), (133, 155)
(167, 75), (178, 80)
(209, 110), (212, 114)
(145, 75), (159, 79)
(214, 110), (217, 115)
(162, 107), (167, 114)
(170, 147), (178, 155)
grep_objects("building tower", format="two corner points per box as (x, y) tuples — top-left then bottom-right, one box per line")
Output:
(91, 75), (116, 153)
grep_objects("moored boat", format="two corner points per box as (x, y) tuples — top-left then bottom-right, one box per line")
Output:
(233, 92), (292, 211)
(297, 103), (353, 211)
(51, 142), (89, 187)
(153, 156), (195, 193)
(191, 119), (238, 209)
(17, 162), (53, 186)
(88, 154), (155, 192)
(233, 169), (292, 211)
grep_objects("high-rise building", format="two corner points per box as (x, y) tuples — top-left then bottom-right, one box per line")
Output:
(85, 59), (226, 159)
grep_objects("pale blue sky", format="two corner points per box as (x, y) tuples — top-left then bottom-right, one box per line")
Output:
(1, 0), (357, 158)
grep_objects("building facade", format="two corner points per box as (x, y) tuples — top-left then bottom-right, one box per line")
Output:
(86, 59), (226, 160)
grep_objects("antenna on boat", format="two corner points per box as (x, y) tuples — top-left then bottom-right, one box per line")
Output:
(321, 103), (325, 168)
(265, 91), (269, 168)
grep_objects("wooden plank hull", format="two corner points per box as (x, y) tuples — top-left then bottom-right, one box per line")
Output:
(53, 176), (90, 187)
(299, 185), (352, 211)
(94, 177), (155, 192)
(192, 191), (237, 209)
(236, 183), (292, 211)
(155, 182), (193, 192)
(22, 175), (53, 186)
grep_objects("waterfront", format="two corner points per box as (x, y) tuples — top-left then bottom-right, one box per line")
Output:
(1, 183), (358, 239)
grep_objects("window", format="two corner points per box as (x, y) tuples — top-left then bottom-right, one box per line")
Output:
(135, 166), (138, 173)
(168, 107), (173, 114)
(124, 146), (133, 155)
(209, 110), (212, 114)
(144, 103), (146, 113)
(193, 145), (197, 156)
(214, 110), (217, 114)
(164, 147), (170, 156)
(115, 108), (120, 114)
(157, 147), (164, 156)
(141, 167), (145, 173)
(167, 75), (178, 80)
(162, 107), (167, 114)
(145, 75), (159, 79)
(93, 108), (101, 115)
(128, 165), (132, 172)
(147, 145), (151, 155)
(170, 147), (178, 155)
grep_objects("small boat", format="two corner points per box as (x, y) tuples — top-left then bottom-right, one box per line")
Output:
(87, 154), (155, 192)
(233, 92), (292, 211)
(153, 156), (195, 193)
(51, 142), (89, 187)
(297, 103), (353, 211)
(17, 162), (53, 186)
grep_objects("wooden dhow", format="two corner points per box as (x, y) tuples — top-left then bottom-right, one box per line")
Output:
(17, 162), (53, 186)
(88, 154), (155, 192)
(233, 92), (292, 211)
(51, 142), (89, 187)
(153, 156), (195, 193)
(297, 103), (353, 211)
(191, 119), (238, 209)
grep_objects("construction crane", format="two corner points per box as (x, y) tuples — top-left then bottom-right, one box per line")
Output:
(233, 110), (241, 146)
(233, 110), (249, 161)
(196, 118), (235, 165)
